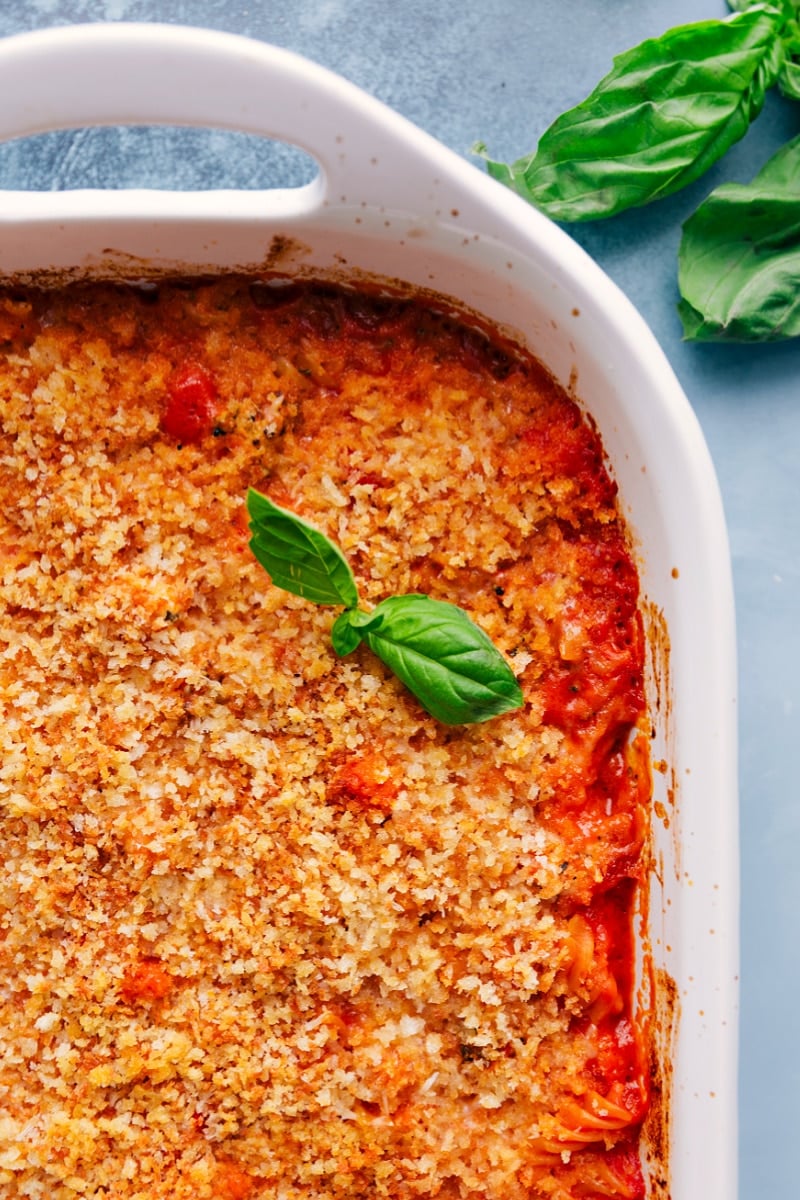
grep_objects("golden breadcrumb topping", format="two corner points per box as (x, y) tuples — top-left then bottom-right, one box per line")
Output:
(0, 279), (650, 1200)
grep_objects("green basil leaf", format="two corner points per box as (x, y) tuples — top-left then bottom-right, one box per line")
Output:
(476, 6), (786, 222)
(678, 133), (800, 341)
(330, 607), (385, 657)
(778, 55), (800, 97)
(776, 11), (800, 96)
(331, 610), (363, 656)
(247, 488), (359, 607)
(362, 594), (524, 725)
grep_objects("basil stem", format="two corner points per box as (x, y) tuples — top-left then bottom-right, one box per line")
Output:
(247, 489), (523, 726)
(678, 133), (800, 341)
(475, 5), (786, 222)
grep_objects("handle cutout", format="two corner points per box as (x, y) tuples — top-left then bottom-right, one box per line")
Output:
(0, 126), (319, 192)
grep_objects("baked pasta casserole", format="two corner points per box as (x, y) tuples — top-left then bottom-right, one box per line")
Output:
(0, 278), (652, 1199)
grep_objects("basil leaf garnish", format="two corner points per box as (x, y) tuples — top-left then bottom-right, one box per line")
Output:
(247, 488), (358, 607)
(678, 133), (800, 341)
(360, 595), (524, 726)
(247, 489), (523, 726)
(330, 607), (384, 656)
(330, 614), (362, 656)
(475, 6), (786, 222)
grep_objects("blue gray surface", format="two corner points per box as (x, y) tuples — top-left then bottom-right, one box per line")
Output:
(0, 2), (795, 1196)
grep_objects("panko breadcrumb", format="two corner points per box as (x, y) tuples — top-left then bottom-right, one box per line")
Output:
(0, 279), (651, 1200)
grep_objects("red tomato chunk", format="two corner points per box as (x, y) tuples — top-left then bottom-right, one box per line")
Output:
(161, 362), (219, 443)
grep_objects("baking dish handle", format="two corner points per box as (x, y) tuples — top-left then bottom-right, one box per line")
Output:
(0, 22), (476, 214)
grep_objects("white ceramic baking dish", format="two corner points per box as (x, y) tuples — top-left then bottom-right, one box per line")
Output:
(0, 22), (738, 1200)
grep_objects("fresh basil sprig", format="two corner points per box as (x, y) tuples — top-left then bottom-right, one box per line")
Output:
(246, 489), (524, 726)
(678, 133), (800, 341)
(474, 6), (787, 222)
(473, 1), (800, 342)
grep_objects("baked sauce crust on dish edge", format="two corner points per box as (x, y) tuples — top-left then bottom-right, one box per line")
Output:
(0, 277), (652, 1200)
